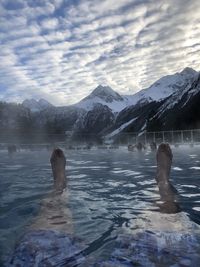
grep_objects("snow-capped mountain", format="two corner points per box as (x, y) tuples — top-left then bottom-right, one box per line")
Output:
(146, 72), (200, 131)
(22, 98), (53, 112)
(155, 70), (200, 117)
(123, 67), (198, 106)
(105, 69), (200, 138)
(1, 67), (200, 142)
(86, 85), (123, 102)
(75, 68), (198, 114)
(75, 85), (128, 112)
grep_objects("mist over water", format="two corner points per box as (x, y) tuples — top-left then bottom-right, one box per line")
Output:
(0, 146), (200, 266)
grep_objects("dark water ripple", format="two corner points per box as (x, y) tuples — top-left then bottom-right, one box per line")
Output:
(0, 147), (200, 266)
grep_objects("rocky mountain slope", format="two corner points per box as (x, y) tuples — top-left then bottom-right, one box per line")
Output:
(147, 72), (200, 131)
(103, 67), (200, 138)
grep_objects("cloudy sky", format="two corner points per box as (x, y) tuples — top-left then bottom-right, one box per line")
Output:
(0, 0), (200, 105)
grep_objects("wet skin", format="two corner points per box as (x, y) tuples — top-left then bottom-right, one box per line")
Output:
(156, 143), (181, 213)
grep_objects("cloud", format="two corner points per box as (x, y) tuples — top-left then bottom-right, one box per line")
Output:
(40, 17), (59, 30)
(0, 0), (200, 105)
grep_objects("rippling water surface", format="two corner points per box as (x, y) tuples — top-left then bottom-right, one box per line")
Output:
(0, 146), (200, 266)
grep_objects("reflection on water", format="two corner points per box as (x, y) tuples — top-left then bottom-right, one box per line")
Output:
(0, 147), (200, 266)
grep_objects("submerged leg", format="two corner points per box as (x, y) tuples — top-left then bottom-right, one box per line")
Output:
(30, 148), (72, 233)
(50, 148), (66, 193)
(7, 148), (83, 267)
(156, 143), (180, 213)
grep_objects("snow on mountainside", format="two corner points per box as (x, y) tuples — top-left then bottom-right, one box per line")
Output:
(86, 85), (123, 102)
(22, 98), (53, 112)
(73, 103), (115, 135)
(105, 117), (138, 138)
(146, 71), (200, 131)
(74, 68), (198, 113)
(101, 68), (199, 137)
(156, 71), (200, 117)
(124, 67), (198, 106)
(21, 67), (198, 115)
(74, 85), (128, 112)
(146, 67), (198, 100)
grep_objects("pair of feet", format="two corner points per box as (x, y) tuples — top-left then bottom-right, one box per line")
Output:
(51, 143), (179, 213)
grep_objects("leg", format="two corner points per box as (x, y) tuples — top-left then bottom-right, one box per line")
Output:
(156, 143), (180, 213)
(31, 148), (72, 232)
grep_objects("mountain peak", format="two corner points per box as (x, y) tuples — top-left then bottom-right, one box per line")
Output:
(75, 85), (127, 112)
(38, 98), (53, 107)
(88, 85), (124, 102)
(180, 67), (198, 76)
(22, 98), (53, 112)
(92, 85), (114, 94)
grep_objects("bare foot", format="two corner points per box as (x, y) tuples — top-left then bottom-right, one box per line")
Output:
(156, 143), (172, 184)
(50, 148), (66, 193)
(156, 143), (180, 213)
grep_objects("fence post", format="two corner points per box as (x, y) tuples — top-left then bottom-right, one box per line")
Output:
(162, 131), (165, 142)
(153, 132), (156, 142)
(136, 134), (138, 144)
(144, 131), (147, 145)
(119, 135), (121, 146)
(191, 130), (194, 144)
(181, 131), (184, 144)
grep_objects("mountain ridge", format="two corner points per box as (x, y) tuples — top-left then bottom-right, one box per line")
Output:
(22, 98), (54, 112)
(22, 67), (199, 114)
(1, 67), (200, 142)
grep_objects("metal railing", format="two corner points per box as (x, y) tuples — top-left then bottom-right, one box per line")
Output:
(1, 129), (200, 146)
(105, 129), (200, 145)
